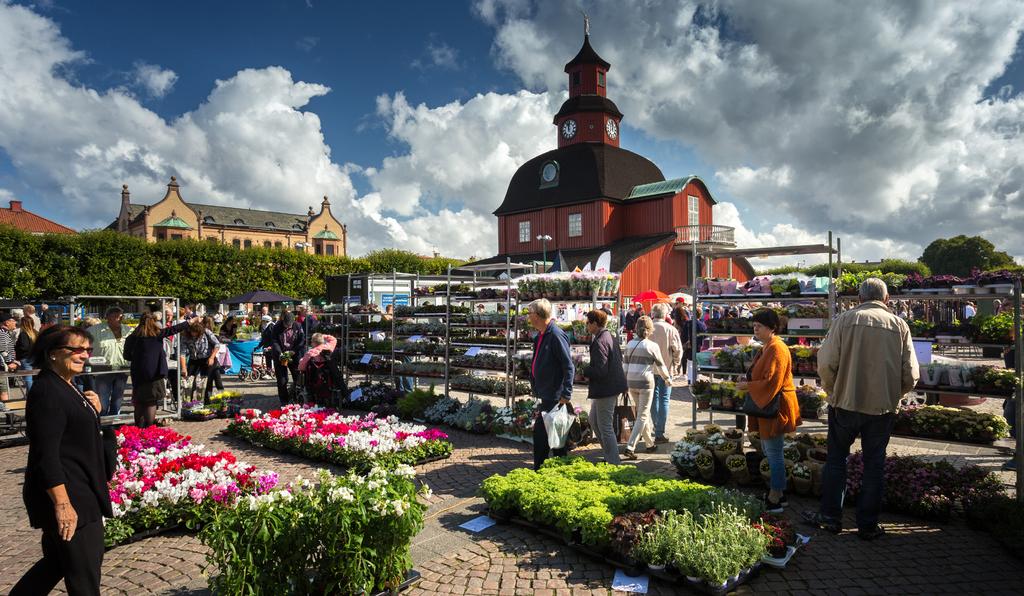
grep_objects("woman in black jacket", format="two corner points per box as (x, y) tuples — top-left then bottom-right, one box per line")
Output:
(123, 311), (191, 427)
(12, 325), (113, 596)
(585, 309), (627, 464)
(15, 315), (38, 390)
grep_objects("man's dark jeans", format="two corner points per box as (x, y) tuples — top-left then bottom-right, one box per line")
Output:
(533, 399), (567, 470)
(819, 405), (896, 530)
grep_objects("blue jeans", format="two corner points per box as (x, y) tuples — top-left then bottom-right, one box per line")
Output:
(819, 406), (896, 530)
(651, 376), (672, 439)
(761, 434), (787, 492)
(20, 358), (33, 391)
(92, 373), (128, 416)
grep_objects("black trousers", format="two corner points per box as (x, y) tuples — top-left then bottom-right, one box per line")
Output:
(11, 519), (104, 596)
(187, 359), (224, 401)
(533, 400), (567, 470)
(274, 358), (299, 404)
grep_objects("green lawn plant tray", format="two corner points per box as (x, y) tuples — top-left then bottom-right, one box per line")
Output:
(481, 457), (785, 593)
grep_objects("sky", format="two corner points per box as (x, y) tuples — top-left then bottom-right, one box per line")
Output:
(1, 0), (1023, 267)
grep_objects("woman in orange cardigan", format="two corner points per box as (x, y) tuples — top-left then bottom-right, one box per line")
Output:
(737, 308), (801, 512)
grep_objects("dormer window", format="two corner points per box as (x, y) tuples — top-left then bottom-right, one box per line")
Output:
(233, 218), (245, 225)
(203, 216), (215, 224)
(539, 160), (559, 189)
(265, 221), (275, 228)
(292, 223), (303, 231)
(598, 71), (606, 87)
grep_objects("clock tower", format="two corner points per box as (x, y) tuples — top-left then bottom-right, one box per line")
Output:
(554, 31), (623, 148)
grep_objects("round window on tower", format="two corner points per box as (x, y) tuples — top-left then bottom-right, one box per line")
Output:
(539, 161), (559, 188)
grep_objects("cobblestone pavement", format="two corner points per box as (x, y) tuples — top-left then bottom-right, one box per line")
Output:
(0, 381), (1019, 595)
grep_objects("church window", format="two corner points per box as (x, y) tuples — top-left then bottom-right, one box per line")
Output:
(327, 244), (335, 256)
(688, 195), (699, 227)
(274, 241), (282, 248)
(518, 221), (530, 243)
(264, 240), (272, 248)
(598, 71), (605, 87)
(568, 213), (582, 237)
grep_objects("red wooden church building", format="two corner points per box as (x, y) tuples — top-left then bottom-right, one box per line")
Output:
(473, 32), (753, 298)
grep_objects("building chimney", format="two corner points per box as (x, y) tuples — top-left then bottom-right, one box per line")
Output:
(9, 200), (22, 212)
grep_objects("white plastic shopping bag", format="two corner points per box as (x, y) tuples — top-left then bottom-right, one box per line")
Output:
(542, 403), (573, 449)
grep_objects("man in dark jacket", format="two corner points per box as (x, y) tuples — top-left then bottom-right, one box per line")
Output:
(585, 309), (627, 464)
(681, 306), (707, 384)
(295, 304), (319, 357)
(270, 311), (305, 404)
(527, 298), (574, 470)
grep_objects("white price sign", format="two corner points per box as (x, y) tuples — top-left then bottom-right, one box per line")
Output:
(465, 346), (481, 357)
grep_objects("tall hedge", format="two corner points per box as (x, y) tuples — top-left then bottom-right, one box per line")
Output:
(0, 227), (464, 304)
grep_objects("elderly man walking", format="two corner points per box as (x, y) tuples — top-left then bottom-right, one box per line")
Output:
(526, 299), (575, 470)
(649, 303), (681, 444)
(803, 278), (919, 540)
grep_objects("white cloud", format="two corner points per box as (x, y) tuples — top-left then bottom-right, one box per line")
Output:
(477, 0), (1024, 262)
(295, 36), (318, 52)
(412, 40), (461, 70)
(131, 61), (178, 98)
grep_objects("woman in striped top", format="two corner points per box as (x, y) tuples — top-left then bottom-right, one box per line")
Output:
(622, 316), (671, 460)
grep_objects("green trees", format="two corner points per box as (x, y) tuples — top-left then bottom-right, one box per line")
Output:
(0, 226), (463, 303)
(919, 235), (1016, 277)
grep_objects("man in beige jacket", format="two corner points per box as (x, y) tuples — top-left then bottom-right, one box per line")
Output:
(649, 303), (682, 444)
(803, 278), (919, 540)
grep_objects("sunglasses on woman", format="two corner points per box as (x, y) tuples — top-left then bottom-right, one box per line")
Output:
(58, 345), (93, 355)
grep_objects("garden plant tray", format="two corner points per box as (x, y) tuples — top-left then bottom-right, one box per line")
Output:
(760, 534), (810, 569)
(494, 511), (764, 595)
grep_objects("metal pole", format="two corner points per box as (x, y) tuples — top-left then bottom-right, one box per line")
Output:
(691, 239), (698, 429)
(828, 231), (834, 318)
(542, 239), (547, 272)
(344, 275), (351, 391)
(1014, 278), (1023, 500)
(445, 265), (451, 399)
(505, 257), (513, 407)
(391, 270), (396, 384)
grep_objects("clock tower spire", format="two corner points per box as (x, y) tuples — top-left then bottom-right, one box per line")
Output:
(553, 25), (622, 148)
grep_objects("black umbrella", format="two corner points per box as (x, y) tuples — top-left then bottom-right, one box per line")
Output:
(219, 289), (301, 305)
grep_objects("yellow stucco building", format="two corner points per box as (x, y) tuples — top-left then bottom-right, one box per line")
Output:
(109, 176), (347, 256)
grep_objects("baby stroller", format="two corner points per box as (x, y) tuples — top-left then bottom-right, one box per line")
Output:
(238, 348), (274, 382)
(304, 349), (345, 407)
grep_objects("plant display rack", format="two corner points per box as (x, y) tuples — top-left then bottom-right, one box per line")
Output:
(687, 235), (841, 429)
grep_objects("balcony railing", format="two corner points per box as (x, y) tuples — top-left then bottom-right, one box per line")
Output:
(674, 224), (736, 246)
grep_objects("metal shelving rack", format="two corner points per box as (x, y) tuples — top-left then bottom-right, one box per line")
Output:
(687, 234), (840, 428)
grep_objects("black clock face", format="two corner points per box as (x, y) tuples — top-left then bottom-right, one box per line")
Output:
(562, 119), (577, 139)
(606, 119), (618, 139)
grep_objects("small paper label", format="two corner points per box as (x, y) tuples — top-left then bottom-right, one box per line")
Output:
(360, 354), (372, 364)
(458, 515), (496, 533)
(465, 346), (481, 357)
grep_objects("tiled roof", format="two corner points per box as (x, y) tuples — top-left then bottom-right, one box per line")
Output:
(312, 229), (339, 240)
(564, 35), (610, 71)
(0, 202), (76, 234)
(110, 202), (311, 232)
(465, 233), (677, 275)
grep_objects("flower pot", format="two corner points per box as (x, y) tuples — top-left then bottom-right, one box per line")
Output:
(697, 399), (711, 410)
(793, 476), (812, 496)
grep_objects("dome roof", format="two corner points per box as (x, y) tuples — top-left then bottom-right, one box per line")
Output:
(493, 143), (665, 216)
(565, 35), (610, 71)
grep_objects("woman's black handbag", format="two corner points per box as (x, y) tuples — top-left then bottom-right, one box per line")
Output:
(741, 392), (782, 418)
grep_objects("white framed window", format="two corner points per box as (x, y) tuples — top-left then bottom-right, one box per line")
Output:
(568, 213), (582, 237)
(688, 195), (699, 226)
(518, 221), (531, 243)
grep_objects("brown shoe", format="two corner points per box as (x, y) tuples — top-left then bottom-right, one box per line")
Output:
(622, 449), (638, 461)
(654, 437), (670, 444)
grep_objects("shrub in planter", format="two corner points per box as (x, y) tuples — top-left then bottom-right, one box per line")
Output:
(782, 441), (802, 463)
(668, 506), (769, 586)
(791, 462), (812, 495)
(759, 458), (772, 483)
(725, 454), (750, 484)
(423, 395), (461, 424)
(670, 441), (704, 478)
(397, 386), (440, 420)
(200, 467), (429, 595)
(747, 431), (761, 453)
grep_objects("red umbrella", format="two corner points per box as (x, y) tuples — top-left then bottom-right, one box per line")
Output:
(632, 290), (669, 313)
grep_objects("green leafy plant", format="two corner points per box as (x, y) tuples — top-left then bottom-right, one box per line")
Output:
(396, 386), (441, 419)
(200, 467), (430, 595)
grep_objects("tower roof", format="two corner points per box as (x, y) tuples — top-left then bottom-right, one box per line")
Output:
(564, 34), (610, 72)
